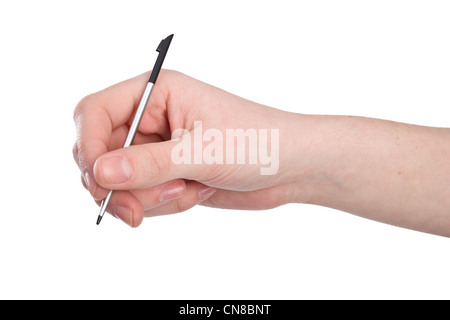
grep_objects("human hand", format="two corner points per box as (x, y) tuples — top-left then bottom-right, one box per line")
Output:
(73, 70), (450, 236)
(73, 70), (309, 227)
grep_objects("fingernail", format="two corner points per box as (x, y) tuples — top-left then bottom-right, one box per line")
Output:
(83, 171), (92, 191)
(199, 186), (216, 201)
(100, 156), (132, 184)
(81, 174), (88, 190)
(160, 183), (185, 202)
(112, 206), (133, 227)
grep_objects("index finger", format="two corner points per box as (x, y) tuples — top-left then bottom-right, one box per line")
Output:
(73, 72), (150, 198)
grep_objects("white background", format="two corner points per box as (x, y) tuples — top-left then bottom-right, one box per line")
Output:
(0, 0), (449, 299)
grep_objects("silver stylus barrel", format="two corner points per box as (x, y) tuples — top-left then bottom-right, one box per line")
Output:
(96, 82), (154, 225)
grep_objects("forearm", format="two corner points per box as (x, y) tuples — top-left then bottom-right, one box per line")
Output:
(290, 114), (450, 237)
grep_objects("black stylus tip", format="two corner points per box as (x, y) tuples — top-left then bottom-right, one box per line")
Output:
(149, 34), (174, 84)
(96, 215), (103, 225)
(157, 34), (174, 52)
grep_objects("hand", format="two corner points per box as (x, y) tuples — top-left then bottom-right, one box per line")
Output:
(73, 70), (309, 227)
(73, 70), (450, 236)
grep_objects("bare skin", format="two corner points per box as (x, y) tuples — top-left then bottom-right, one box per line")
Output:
(73, 70), (450, 237)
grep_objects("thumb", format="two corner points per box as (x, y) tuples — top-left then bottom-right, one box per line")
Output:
(93, 138), (202, 190)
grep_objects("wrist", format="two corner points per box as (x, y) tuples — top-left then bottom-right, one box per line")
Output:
(280, 113), (345, 205)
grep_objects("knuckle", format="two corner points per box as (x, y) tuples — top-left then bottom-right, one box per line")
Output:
(74, 143), (90, 170)
(73, 94), (93, 122)
(172, 198), (183, 213)
(171, 196), (194, 213)
(143, 147), (169, 178)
